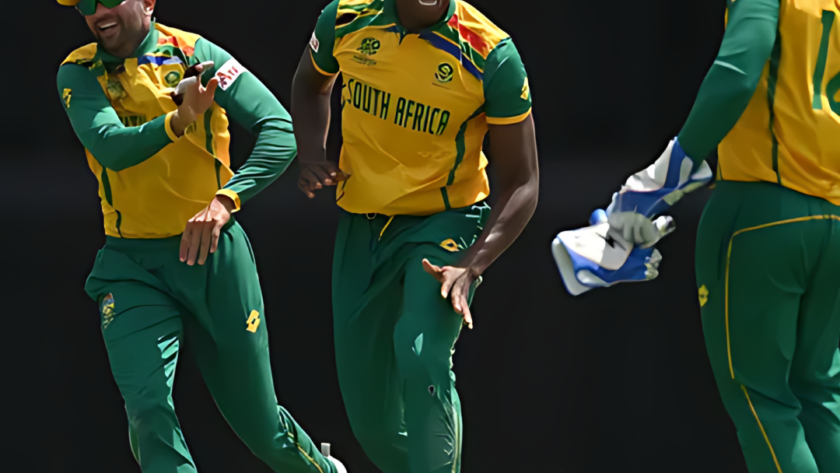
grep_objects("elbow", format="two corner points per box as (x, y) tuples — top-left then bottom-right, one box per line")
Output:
(708, 61), (763, 104)
(95, 155), (130, 172)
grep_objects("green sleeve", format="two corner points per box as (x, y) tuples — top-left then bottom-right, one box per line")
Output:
(483, 39), (532, 123)
(57, 64), (174, 172)
(677, 0), (780, 162)
(309, 0), (340, 75)
(194, 38), (297, 207)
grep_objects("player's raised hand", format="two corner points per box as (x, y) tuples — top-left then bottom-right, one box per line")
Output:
(422, 259), (477, 329)
(170, 61), (219, 136)
(180, 195), (235, 266)
(297, 159), (348, 199)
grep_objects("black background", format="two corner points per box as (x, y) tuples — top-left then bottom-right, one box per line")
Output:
(5, 1), (745, 472)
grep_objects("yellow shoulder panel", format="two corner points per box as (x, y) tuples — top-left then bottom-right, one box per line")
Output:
(61, 43), (98, 67)
(154, 23), (202, 51)
(454, 1), (510, 57)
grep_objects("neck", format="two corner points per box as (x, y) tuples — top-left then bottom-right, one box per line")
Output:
(105, 21), (151, 59)
(396, 0), (449, 32)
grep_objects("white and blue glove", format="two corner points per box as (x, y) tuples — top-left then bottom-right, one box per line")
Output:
(552, 138), (712, 296)
(552, 209), (675, 296)
(604, 138), (712, 246)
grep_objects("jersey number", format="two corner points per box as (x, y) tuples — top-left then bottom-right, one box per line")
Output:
(812, 10), (840, 115)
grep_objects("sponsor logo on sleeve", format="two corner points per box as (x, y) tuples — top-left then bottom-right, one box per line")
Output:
(215, 59), (247, 91)
(310, 31), (320, 53)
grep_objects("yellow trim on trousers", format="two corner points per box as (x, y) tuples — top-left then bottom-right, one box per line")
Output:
(298, 445), (325, 473)
(741, 385), (783, 473)
(724, 214), (840, 473)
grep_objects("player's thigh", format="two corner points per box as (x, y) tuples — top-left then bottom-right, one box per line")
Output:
(196, 222), (265, 339)
(100, 289), (184, 417)
(332, 213), (407, 437)
(394, 245), (464, 381)
(791, 214), (840, 388)
(187, 224), (276, 420)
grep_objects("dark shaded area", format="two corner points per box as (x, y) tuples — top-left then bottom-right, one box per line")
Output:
(7, 1), (746, 471)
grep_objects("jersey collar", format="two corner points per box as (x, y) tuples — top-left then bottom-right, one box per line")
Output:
(384, 0), (457, 33)
(95, 22), (160, 64)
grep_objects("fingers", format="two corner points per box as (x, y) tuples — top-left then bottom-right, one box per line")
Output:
(184, 207), (210, 266)
(204, 77), (219, 97)
(450, 278), (473, 329)
(308, 165), (335, 186)
(461, 300), (474, 330)
(300, 168), (324, 190)
(186, 222), (204, 266)
(633, 221), (645, 245)
(180, 223), (193, 262)
(298, 177), (315, 198)
(209, 222), (221, 255)
(196, 221), (214, 266)
(422, 259), (444, 283)
(194, 61), (214, 77)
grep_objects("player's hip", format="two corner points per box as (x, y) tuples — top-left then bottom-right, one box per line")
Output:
(333, 202), (490, 280)
(695, 181), (840, 280)
(85, 219), (248, 301)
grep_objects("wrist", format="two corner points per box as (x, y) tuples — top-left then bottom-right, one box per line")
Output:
(214, 194), (236, 213)
(170, 109), (196, 138)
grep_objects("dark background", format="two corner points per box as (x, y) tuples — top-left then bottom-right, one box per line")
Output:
(4, 1), (742, 472)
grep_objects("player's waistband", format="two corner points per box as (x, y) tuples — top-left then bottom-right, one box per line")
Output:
(104, 219), (237, 252)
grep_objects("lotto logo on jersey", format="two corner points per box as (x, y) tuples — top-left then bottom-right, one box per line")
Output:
(215, 59), (247, 91)
(310, 31), (320, 53)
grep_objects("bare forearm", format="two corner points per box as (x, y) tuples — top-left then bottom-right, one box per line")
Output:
(462, 177), (539, 275)
(291, 73), (332, 161)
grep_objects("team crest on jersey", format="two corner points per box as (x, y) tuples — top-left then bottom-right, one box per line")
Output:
(101, 293), (115, 330)
(435, 63), (454, 83)
(106, 77), (126, 100)
(164, 71), (182, 88)
(62, 89), (72, 109)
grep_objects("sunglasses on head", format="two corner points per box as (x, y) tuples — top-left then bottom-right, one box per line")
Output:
(58, 0), (128, 16)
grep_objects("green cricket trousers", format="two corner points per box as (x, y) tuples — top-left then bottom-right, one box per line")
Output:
(332, 203), (490, 473)
(85, 221), (334, 473)
(696, 181), (840, 473)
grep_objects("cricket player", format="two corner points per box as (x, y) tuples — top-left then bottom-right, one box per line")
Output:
(56, 0), (345, 471)
(574, 0), (840, 471)
(291, 1), (539, 471)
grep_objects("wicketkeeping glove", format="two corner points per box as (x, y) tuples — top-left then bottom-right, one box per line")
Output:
(603, 137), (712, 246)
(552, 209), (675, 296)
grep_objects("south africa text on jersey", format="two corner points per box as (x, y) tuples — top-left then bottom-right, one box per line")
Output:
(342, 77), (452, 136)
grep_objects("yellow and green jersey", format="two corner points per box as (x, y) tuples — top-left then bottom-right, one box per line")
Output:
(679, 0), (840, 205)
(309, 0), (532, 216)
(58, 23), (296, 239)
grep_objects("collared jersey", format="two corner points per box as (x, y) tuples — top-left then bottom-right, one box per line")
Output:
(58, 23), (296, 239)
(718, 0), (840, 204)
(310, 0), (532, 216)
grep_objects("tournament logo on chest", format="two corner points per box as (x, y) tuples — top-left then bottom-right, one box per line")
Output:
(354, 37), (380, 66)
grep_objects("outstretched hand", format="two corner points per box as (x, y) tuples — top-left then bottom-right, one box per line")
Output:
(422, 259), (477, 329)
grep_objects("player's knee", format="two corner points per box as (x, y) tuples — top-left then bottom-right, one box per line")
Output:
(393, 328), (450, 382)
(125, 395), (176, 437)
(243, 436), (281, 463)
